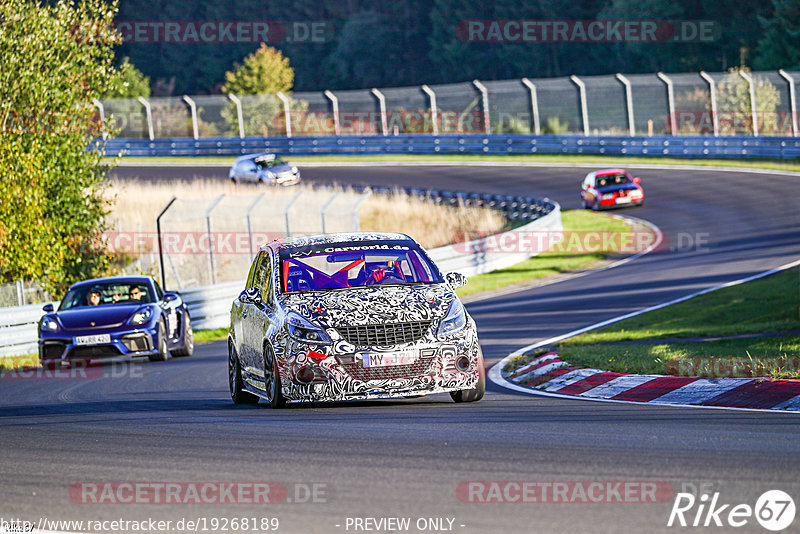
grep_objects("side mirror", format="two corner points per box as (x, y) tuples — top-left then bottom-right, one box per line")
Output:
(633, 176), (641, 184)
(445, 272), (468, 289)
(42, 303), (54, 312)
(163, 293), (178, 303)
(239, 287), (263, 306)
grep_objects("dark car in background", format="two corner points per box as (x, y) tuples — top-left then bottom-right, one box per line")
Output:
(581, 168), (644, 210)
(38, 276), (193, 367)
(228, 152), (301, 185)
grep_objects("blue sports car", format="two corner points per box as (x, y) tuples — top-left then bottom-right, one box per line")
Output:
(38, 276), (193, 366)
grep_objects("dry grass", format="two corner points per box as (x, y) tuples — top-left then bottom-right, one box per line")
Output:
(105, 179), (506, 250)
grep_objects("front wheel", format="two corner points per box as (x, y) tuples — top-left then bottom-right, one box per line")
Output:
(263, 344), (285, 409)
(171, 315), (194, 357)
(450, 345), (485, 403)
(229, 344), (259, 405)
(148, 319), (170, 362)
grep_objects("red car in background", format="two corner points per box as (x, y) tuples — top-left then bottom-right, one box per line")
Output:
(581, 169), (644, 210)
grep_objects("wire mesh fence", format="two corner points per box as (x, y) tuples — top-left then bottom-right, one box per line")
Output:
(153, 189), (371, 290)
(98, 69), (800, 140)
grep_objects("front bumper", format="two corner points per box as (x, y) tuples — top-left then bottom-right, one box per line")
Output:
(275, 323), (481, 403)
(39, 323), (162, 363)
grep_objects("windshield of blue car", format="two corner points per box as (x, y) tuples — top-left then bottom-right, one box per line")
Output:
(279, 242), (443, 293)
(255, 156), (285, 169)
(58, 282), (154, 310)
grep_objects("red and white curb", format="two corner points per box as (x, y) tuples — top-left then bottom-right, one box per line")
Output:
(488, 258), (800, 414)
(494, 352), (800, 413)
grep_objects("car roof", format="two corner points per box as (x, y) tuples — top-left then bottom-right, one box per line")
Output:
(262, 232), (416, 253)
(234, 152), (278, 163)
(595, 168), (627, 177)
(69, 276), (154, 290)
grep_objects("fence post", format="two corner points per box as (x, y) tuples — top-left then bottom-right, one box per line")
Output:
(205, 195), (225, 286)
(320, 192), (340, 233)
(371, 88), (388, 135)
(615, 73), (635, 136)
(227, 94), (245, 139)
(155, 196), (177, 288)
(521, 78), (541, 135)
(182, 95), (199, 139)
(421, 84), (439, 135)
(245, 193), (265, 257)
(323, 90), (340, 135)
(699, 71), (719, 136)
(92, 98), (106, 139)
(15, 279), (23, 307)
(284, 191), (303, 237)
(137, 96), (154, 140)
(657, 72), (677, 135)
(738, 70), (759, 136)
(473, 80), (491, 134)
(353, 189), (372, 232)
(570, 75), (589, 135)
(276, 92), (292, 137)
(779, 69), (798, 137)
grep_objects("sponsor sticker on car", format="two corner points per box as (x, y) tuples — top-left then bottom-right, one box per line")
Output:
(616, 196), (632, 204)
(74, 334), (111, 346)
(361, 350), (418, 368)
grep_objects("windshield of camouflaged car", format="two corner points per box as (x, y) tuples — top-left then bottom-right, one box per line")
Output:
(279, 242), (442, 293)
(58, 281), (154, 310)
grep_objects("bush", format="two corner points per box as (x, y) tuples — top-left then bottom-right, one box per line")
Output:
(0, 0), (122, 293)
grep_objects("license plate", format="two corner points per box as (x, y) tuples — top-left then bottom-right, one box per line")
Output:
(74, 334), (111, 346)
(361, 351), (418, 368)
(616, 196), (632, 204)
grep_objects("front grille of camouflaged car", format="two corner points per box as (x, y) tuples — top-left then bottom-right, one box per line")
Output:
(335, 321), (432, 348)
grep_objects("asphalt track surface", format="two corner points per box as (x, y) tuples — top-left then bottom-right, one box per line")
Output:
(2, 163), (799, 533)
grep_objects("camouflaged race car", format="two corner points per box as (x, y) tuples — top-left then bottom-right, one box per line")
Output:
(227, 232), (485, 407)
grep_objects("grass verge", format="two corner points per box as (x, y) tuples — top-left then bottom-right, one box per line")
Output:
(111, 153), (800, 173)
(557, 266), (800, 378)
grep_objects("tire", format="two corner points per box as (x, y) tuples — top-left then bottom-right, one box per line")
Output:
(229, 343), (259, 405)
(450, 345), (486, 403)
(148, 319), (169, 362)
(171, 314), (194, 357)
(581, 198), (587, 209)
(262, 344), (285, 409)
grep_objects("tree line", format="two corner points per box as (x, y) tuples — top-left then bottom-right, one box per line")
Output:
(113, 0), (800, 95)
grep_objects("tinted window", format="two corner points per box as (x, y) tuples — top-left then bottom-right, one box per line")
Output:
(59, 281), (154, 310)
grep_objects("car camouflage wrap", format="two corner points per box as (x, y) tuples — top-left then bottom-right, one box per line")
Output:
(228, 232), (484, 406)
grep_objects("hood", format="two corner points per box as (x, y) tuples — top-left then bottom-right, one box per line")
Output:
(260, 163), (294, 175)
(282, 284), (455, 328)
(596, 183), (639, 194)
(56, 304), (149, 329)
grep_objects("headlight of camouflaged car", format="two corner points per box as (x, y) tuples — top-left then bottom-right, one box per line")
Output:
(41, 317), (59, 332)
(438, 298), (467, 338)
(287, 313), (331, 345)
(130, 308), (152, 325)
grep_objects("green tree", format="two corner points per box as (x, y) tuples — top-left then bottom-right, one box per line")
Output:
(0, 0), (121, 292)
(755, 0), (800, 70)
(222, 43), (294, 95)
(716, 68), (781, 134)
(105, 57), (151, 98)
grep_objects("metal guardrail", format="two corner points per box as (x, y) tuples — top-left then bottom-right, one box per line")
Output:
(0, 196), (560, 357)
(103, 134), (800, 159)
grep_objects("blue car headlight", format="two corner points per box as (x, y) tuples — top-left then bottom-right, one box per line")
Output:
(41, 316), (59, 332)
(287, 313), (331, 345)
(437, 298), (467, 338)
(130, 308), (153, 325)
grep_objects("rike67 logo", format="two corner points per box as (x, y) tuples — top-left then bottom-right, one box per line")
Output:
(668, 490), (796, 531)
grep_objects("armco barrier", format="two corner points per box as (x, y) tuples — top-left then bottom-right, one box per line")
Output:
(0, 201), (560, 357)
(103, 134), (800, 159)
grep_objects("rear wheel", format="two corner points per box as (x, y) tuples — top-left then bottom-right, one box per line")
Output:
(450, 345), (485, 403)
(148, 319), (169, 362)
(171, 315), (194, 357)
(229, 343), (259, 405)
(263, 344), (285, 409)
